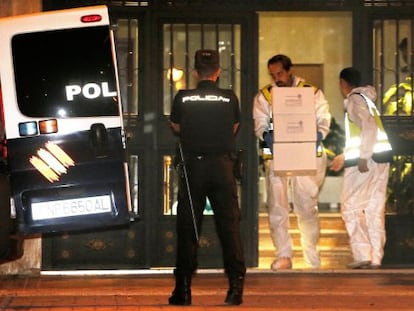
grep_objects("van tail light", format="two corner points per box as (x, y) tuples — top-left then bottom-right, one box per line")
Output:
(19, 121), (38, 136)
(81, 14), (102, 23)
(39, 119), (58, 134)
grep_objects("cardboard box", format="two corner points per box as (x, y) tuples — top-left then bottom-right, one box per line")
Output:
(273, 113), (316, 142)
(273, 142), (317, 176)
(272, 87), (314, 114)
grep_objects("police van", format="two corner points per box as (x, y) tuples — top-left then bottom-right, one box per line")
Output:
(0, 5), (132, 246)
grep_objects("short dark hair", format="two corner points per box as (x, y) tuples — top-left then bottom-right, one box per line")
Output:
(194, 49), (220, 77)
(267, 54), (293, 71)
(339, 67), (361, 87)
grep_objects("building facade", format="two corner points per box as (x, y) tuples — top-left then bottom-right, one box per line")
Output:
(3, 0), (414, 270)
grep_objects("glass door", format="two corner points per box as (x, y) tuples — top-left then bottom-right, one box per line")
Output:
(155, 17), (259, 268)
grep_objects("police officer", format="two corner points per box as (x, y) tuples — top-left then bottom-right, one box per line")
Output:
(253, 54), (331, 270)
(169, 49), (246, 306)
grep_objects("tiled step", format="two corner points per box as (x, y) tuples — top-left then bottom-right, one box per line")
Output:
(259, 235), (350, 250)
(259, 250), (353, 270)
(258, 212), (352, 270)
(259, 212), (346, 229)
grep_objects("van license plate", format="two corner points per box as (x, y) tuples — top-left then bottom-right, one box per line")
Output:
(31, 195), (112, 220)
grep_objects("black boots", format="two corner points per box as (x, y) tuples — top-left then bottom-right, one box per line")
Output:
(168, 273), (192, 305)
(224, 275), (244, 305)
(169, 272), (244, 305)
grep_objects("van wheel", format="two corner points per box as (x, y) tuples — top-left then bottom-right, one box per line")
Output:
(0, 172), (24, 263)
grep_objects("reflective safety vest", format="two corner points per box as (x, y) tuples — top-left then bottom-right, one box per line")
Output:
(260, 84), (273, 105)
(344, 93), (393, 166)
(258, 84), (273, 160)
(259, 81), (318, 106)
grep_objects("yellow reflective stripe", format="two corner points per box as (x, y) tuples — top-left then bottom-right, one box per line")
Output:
(345, 148), (361, 160)
(345, 141), (392, 160)
(359, 93), (388, 133)
(344, 94), (392, 161)
(374, 141), (393, 153)
(260, 80), (318, 105)
(260, 84), (272, 105)
(297, 81), (319, 94)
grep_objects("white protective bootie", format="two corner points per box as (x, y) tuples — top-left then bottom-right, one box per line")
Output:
(271, 257), (292, 271)
(303, 247), (321, 269)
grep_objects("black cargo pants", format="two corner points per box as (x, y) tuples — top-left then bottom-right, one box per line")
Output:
(174, 153), (246, 277)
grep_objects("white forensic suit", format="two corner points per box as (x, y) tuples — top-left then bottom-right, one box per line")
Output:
(341, 86), (392, 267)
(253, 76), (331, 268)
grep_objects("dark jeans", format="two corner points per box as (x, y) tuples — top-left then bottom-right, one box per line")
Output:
(175, 153), (246, 277)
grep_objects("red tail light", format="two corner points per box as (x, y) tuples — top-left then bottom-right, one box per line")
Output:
(81, 14), (102, 23)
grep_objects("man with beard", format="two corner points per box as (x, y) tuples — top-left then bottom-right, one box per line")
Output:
(253, 54), (331, 270)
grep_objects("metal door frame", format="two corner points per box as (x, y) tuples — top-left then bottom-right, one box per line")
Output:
(148, 10), (259, 268)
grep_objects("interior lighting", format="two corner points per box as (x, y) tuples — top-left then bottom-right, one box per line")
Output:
(167, 68), (184, 82)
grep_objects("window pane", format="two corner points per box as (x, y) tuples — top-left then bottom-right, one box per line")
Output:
(218, 24), (241, 92)
(115, 19), (139, 117)
(163, 155), (177, 215)
(12, 27), (119, 117)
(129, 154), (139, 216)
(374, 19), (413, 115)
(163, 23), (241, 115)
(163, 24), (188, 115)
(163, 155), (214, 216)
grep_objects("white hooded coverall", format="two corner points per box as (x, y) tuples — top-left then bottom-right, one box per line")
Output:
(341, 86), (391, 266)
(253, 76), (331, 268)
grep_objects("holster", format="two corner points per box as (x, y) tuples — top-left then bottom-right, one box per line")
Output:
(233, 149), (244, 182)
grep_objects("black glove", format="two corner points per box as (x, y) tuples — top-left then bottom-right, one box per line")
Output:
(317, 131), (323, 144)
(263, 131), (273, 153)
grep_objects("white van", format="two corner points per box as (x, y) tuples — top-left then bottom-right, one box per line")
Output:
(0, 6), (132, 236)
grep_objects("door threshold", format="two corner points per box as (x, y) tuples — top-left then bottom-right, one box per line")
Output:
(41, 267), (414, 276)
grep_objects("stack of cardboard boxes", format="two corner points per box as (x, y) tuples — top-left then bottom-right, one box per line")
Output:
(271, 87), (317, 176)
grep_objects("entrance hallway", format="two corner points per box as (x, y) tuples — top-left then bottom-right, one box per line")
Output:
(1, 270), (414, 310)
(259, 211), (353, 270)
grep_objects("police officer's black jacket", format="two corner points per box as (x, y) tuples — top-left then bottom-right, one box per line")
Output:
(170, 80), (240, 154)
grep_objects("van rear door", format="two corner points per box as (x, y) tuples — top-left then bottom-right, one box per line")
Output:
(0, 6), (132, 234)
